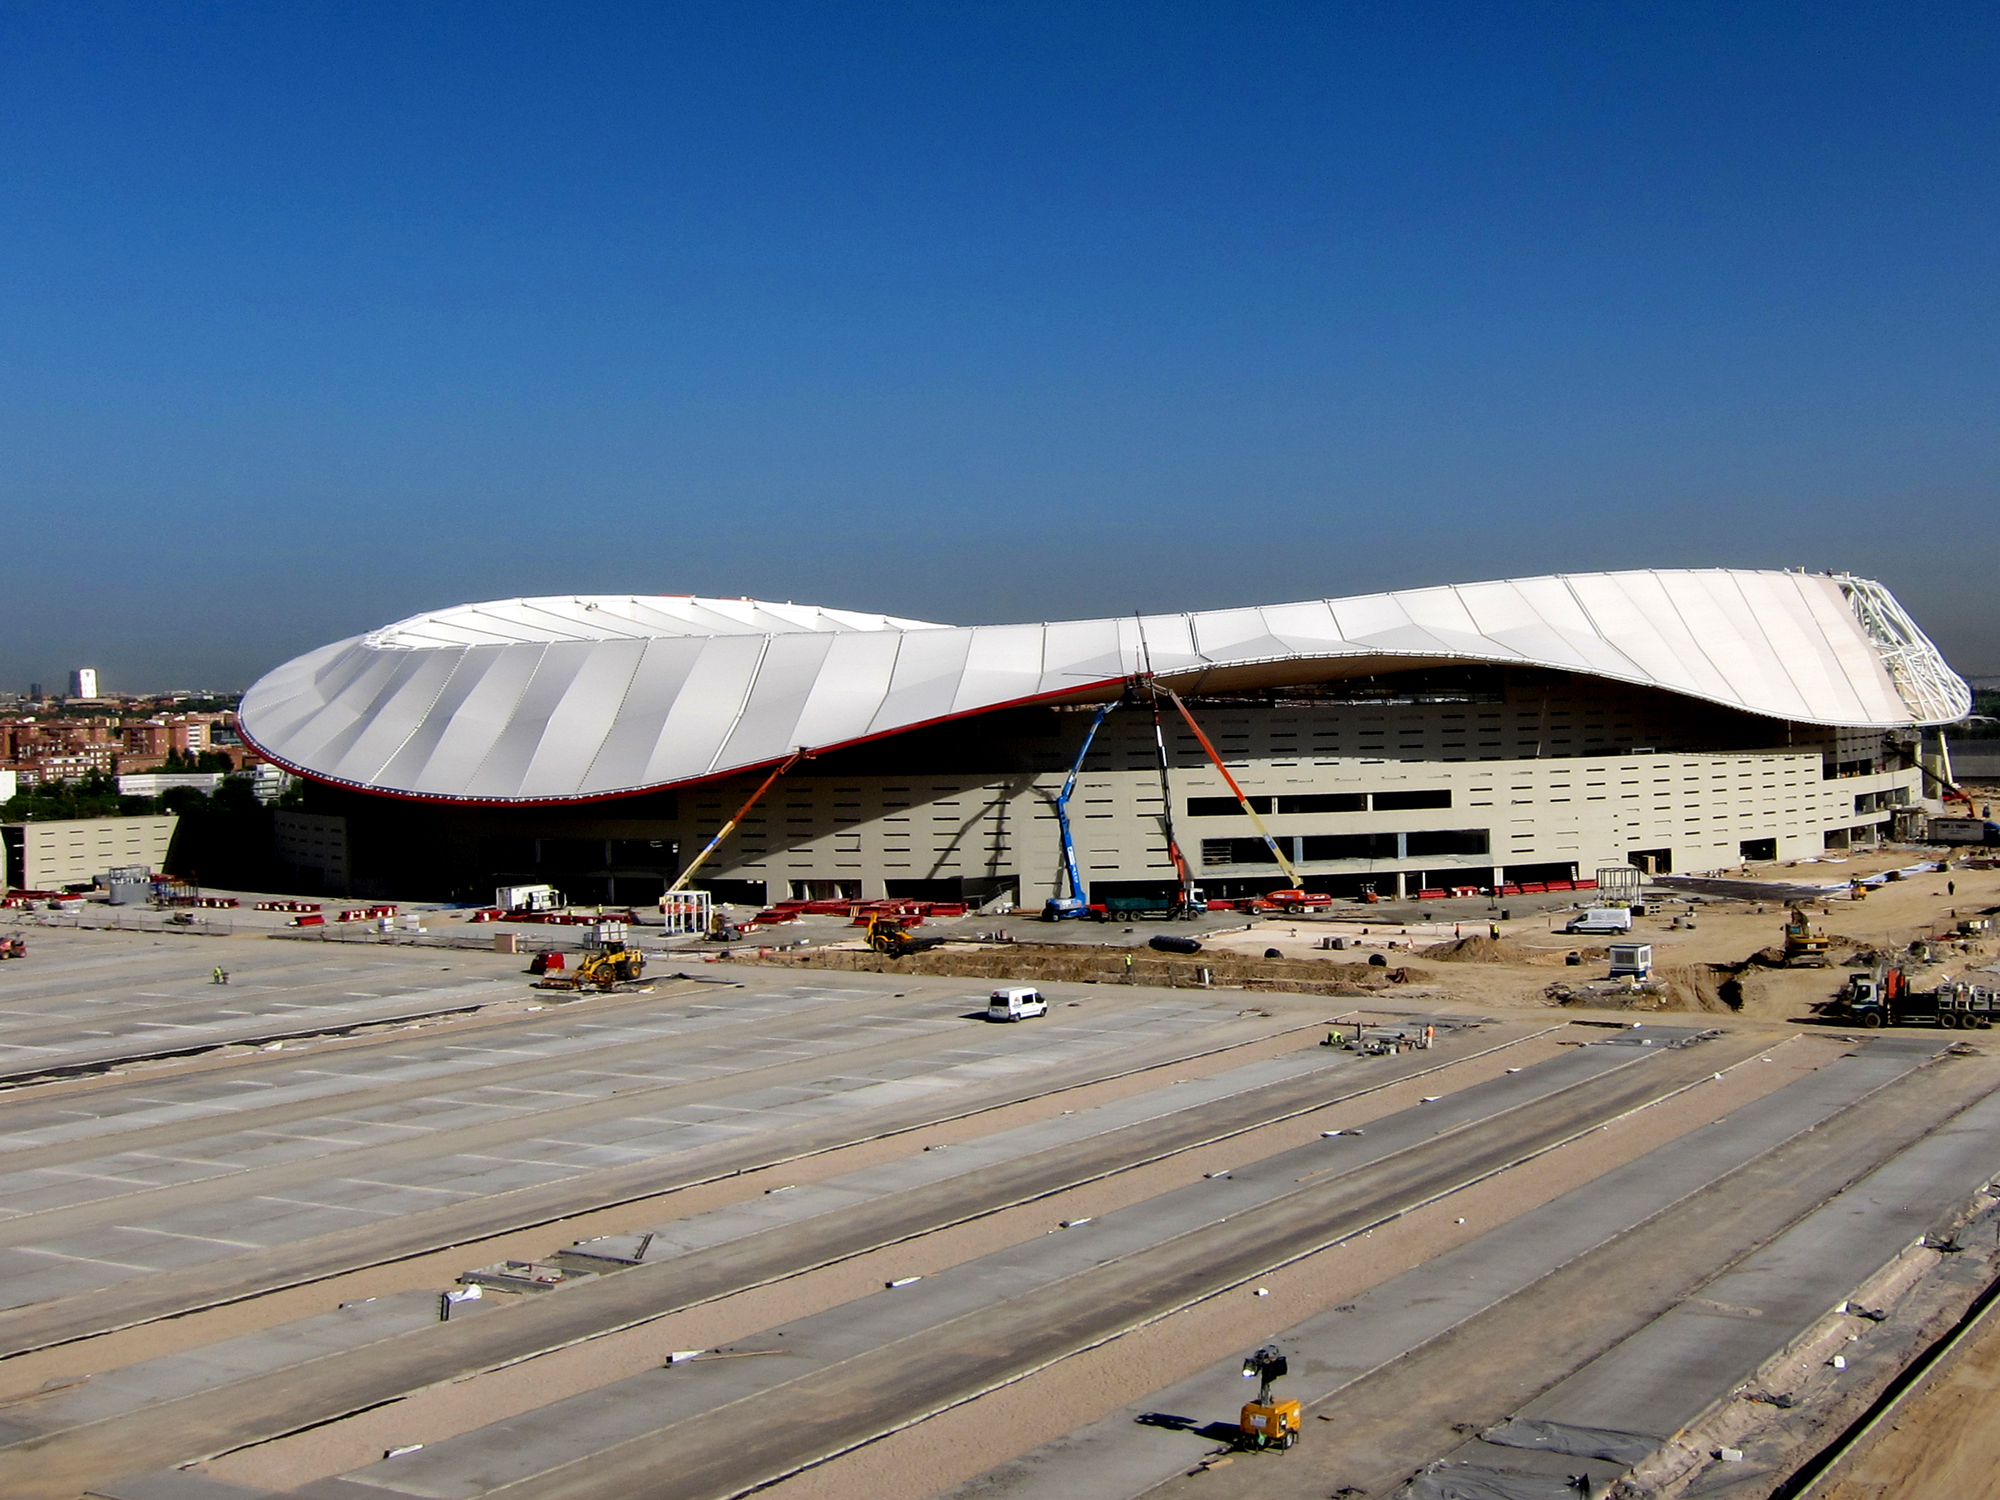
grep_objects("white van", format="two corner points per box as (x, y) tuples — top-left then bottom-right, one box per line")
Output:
(988, 986), (1050, 1021)
(1565, 906), (1635, 935)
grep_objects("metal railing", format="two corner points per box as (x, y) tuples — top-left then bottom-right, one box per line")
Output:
(3, 908), (235, 937)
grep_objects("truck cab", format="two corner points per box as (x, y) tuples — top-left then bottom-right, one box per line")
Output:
(988, 986), (1049, 1021)
(1834, 967), (1910, 1027)
(495, 883), (562, 913)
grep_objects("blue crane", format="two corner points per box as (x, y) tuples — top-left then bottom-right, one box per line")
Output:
(1042, 701), (1119, 920)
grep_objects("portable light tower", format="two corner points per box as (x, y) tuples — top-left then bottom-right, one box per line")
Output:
(1238, 1345), (1302, 1449)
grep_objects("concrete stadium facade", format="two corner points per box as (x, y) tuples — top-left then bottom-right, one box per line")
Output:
(240, 571), (1970, 904)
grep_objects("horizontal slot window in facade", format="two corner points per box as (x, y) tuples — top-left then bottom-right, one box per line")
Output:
(1201, 828), (1490, 867)
(1187, 792), (1369, 817)
(1189, 796), (1269, 817)
(1370, 789), (1452, 810)
(1202, 837), (1286, 865)
(1301, 832), (1400, 860)
(1283, 793), (1369, 814)
(1404, 828), (1491, 856)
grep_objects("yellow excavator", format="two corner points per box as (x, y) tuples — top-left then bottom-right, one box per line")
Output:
(1782, 907), (1831, 968)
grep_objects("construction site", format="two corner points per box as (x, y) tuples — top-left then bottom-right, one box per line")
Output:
(1, 569), (1998, 1499)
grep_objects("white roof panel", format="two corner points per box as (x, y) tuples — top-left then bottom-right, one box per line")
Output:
(868, 630), (974, 736)
(238, 576), (1968, 804)
(789, 632), (906, 751)
(714, 633), (840, 774)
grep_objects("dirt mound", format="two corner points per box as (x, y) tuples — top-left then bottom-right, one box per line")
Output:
(1655, 963), (1742, 1013)
(732, 940), (1429, 995)
(1419, 935), (1539, 964)
(1545, 981), (1650, 1010)
(1495, 943), (1608, 967)
(1543, 961), (1742, 1013)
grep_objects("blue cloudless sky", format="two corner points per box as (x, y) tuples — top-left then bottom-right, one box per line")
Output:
(2, 1), (1995, 689)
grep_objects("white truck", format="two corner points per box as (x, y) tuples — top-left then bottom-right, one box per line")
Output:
(495, 884), (562, 912)
(1565, 906), (1635, 935)
(987, 987), (1050, 1021)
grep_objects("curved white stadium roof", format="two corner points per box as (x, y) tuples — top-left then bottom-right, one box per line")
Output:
(238, 570), (1969, 805)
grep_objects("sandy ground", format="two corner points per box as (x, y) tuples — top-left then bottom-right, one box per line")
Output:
(1205, 846), (2000, 1027)
(733, 844), (2000, 1026)
(1817, 1303), (2000, 1500)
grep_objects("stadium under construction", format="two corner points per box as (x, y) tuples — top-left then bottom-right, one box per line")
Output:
(238, 568), (1972, 906)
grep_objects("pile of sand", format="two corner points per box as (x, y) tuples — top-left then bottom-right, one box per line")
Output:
(1654, 963), (1740, 1013)
(1418, 935), (1538, 964)
(1545, 962), (1741, 1014)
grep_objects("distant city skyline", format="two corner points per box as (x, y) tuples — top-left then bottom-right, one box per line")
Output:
(12, 676), (238, 701)
(3, 4), (1994, 684)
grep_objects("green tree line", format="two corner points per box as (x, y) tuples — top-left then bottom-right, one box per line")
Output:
(1, 768), (299, 821)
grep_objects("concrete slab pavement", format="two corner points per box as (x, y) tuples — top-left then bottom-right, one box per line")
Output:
(936, 1034), (1952, 1500)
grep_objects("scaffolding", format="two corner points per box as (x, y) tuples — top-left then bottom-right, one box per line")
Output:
(1595, 866), (1645, 903)
(657, 891), (712, 937)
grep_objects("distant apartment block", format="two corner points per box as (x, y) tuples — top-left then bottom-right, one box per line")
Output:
(2, 710), (239, 783)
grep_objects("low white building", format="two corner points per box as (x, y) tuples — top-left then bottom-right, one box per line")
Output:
(236, 763), (296, 803)
(117, 773), (227, 797)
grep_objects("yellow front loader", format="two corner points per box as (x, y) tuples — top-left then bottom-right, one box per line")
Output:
(535, 945), (645, 991)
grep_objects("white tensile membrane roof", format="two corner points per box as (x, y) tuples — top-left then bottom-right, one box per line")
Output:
(238, 571), (1970, 805)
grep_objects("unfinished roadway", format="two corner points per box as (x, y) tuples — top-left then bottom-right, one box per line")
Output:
(0, 924), (1995, 1500)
